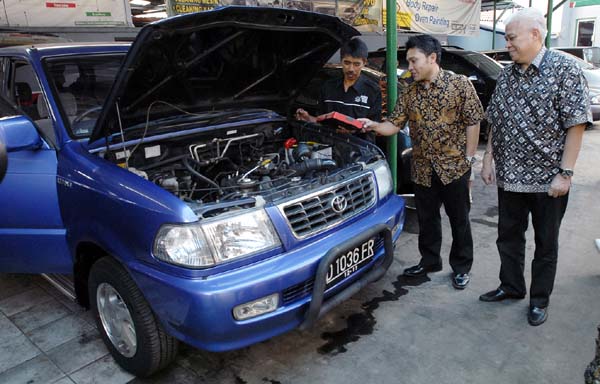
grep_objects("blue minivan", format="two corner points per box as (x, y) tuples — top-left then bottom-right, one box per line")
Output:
(0, 7), (405, 376)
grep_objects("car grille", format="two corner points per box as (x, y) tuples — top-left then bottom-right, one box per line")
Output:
(278, 173), (375, 238)
(282, 278), (315, 305)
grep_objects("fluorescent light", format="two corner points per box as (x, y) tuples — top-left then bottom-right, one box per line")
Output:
(130, 0), (151, 6)
(136, 11), (167, 18)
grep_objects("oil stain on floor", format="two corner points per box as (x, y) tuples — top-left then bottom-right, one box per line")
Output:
(318, 274), (430, 355)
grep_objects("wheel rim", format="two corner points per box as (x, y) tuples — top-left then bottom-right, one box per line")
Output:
(96, 282), (137, 358)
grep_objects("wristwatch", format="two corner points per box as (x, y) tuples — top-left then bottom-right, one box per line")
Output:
(559, 168), (574, 178)
(467, 156), (476, 165)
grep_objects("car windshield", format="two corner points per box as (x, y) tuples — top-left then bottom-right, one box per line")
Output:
(453, 51), (503, 80)
(44, 54), (125, 139)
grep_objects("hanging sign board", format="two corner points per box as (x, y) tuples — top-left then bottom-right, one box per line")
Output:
(166, 0), (384, 33)
(384, 0), (481, 36)
(0, 0), (133, 27)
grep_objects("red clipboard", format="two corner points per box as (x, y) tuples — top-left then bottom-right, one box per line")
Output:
(316, 112), (364, 131)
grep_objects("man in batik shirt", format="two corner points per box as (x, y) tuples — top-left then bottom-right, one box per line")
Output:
(479, 8), (592, 326)
(360, 34), (484, 290)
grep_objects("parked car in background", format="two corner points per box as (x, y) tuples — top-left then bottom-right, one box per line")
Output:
(0, 7), (406, 377)
(368, 46), (503, 140)
(481, 48), (600, 121)
(480, 49), (512, 66)
(554, 46), (600, 68)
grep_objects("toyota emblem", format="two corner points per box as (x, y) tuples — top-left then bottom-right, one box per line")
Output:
(331, 195), (347, 213)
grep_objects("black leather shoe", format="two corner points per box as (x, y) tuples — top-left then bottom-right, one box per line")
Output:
(528, 306), (548, 326)
(403, 263), (442, 277)
(452, 273), (470, 289)
(479, 288), (525, 302)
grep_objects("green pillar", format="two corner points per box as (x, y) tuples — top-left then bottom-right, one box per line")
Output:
(546, 0), (553, 47)
(386, 0), (398, 191)
(492, 0), (497, 49)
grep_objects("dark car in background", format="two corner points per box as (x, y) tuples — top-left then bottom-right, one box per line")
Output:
(480, 49), (512, 66)
(368, 46), (504, 140)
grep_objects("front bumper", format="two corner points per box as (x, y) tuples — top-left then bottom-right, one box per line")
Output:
(128, 194), (405, 352)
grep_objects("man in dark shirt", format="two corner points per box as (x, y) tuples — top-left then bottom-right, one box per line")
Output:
(295, 37), (381, 141)
(479, 8), (592, 326)
(360, 34), (484, 290)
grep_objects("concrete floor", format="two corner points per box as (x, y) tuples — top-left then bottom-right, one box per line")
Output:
(1, 123), (600, 384)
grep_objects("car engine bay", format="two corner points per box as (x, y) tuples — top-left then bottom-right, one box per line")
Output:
(109, 121), (382, 217)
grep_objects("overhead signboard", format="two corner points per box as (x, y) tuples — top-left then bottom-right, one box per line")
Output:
(0, 0), (133, 27)
(385, 0), (481, 36)
(166, 0), (384, 33)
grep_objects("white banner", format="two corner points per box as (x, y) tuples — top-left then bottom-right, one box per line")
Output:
(387, 0), (481, 36)
(0, 0), (133, 27)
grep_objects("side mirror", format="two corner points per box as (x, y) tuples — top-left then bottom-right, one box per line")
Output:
(0, 115), (42, 152)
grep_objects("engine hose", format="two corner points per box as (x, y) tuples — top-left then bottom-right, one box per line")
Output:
(183, 157), (223, 195)
(139, 153), (189, 171)
(290, 158), (337, 175)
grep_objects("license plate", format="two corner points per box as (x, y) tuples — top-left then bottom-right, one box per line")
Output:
(325, 238), (376, 289)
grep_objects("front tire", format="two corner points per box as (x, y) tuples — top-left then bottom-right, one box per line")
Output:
(89, 257), (178, 377)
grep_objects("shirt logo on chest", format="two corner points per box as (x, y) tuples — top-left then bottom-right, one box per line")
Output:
(355, 95), (369, 104)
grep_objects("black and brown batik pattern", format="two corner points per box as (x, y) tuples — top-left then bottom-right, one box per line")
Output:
(388, 70), (484, 187)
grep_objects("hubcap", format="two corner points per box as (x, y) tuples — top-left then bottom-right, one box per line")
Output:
(96, 282), (137, 357)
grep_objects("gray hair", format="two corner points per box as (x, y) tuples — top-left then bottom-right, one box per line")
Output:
(505, 7), (548, 41)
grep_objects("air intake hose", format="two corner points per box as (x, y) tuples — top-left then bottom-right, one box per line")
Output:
(290, 158), (337, 175)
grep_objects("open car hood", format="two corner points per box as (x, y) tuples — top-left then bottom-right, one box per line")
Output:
(89, 6), (358, 144)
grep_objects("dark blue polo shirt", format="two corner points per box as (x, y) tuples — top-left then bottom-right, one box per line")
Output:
(318, 74), (382, 141)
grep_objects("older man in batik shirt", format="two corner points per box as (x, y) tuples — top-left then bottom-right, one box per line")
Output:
(479, 8), (592, 326)
(360, 34), (484, 290)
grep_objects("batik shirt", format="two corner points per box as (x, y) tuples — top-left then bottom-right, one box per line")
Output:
(486, 47), (592, 193)
(388, 70), (484, 187)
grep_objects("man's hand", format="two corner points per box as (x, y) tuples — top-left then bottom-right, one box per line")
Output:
(480, 155), (495, 185)
(295, 108), (313, 122)
(357, 118), (373, 132)
(547, 174), (571, 198)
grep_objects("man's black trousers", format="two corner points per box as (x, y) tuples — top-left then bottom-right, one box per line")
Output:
(496, 188), (569, 308)
(414, 170), (473, 274)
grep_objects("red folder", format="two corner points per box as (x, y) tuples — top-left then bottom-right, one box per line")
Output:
(316, 112), (364, 131)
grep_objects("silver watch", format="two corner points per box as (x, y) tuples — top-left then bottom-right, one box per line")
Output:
(559, 168), (574, 178)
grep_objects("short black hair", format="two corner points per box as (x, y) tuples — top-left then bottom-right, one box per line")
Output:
(340, 37), (368, 60)
(406, 35), (442, 65)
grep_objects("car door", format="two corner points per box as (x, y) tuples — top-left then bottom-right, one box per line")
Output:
(0, 57), (71, 273)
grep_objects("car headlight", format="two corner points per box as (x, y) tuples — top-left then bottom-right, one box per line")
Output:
(591, 93), (600, 105)
(154, 209), (281, 268)
(366, 159), (393, 199)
